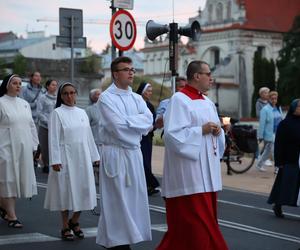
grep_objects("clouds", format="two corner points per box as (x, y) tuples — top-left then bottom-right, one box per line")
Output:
(0, 0), (206, 52)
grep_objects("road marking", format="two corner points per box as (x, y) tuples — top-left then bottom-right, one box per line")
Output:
(218, 199), (300, 219)
(219, 219), (300, 244)
(0, 233), (58, 245)
(36, 183), (300, 244)
(36, 182), (300, 219)
(149, 204), (300, 244)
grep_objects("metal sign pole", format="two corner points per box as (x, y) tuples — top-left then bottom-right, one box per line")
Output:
(70, 15), (74, 83)
(111, 2), (117, 61)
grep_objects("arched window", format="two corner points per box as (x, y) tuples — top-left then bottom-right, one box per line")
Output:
(227, 1), (231, 20)
(210, 48), (220, 67)
(208, 4), (213, 22)
(216, 2), (223, 22)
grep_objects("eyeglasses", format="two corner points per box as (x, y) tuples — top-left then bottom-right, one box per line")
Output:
(198, 72), (211, 77)
(62, 91), (76, 96)
(115, 67), (136, 73)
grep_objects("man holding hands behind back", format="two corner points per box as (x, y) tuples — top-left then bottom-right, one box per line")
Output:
(157, 60), (228, 250)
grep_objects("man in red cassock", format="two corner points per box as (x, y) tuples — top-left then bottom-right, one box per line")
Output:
(157, 60), (228, 250)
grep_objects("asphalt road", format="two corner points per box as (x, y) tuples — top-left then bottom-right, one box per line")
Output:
(0, 171), (299, 250)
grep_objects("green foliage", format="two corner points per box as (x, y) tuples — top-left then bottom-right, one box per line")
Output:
(80, 54), (101, 74)
(251, 51), (276, 117)
(0, 58), (7, 78)
(13, 54), (26, 76)
(153, 130), (165, 146)
(102, 75), (172, 108)
(276, 15), (300, 106)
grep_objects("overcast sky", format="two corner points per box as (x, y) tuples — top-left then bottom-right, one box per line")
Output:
(0, 0), (207, 53)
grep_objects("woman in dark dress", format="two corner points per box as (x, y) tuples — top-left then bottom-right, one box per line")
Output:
(268, 99), (300, 217)
(136, 82), (160, 196)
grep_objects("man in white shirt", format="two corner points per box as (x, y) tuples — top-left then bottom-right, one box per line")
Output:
(96, 57), (153, 250)
(157, 60), (228, 250)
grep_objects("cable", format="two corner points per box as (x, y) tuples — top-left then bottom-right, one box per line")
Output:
(158, 58), (170, 103)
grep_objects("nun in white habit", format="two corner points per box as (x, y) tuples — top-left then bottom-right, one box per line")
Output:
(0, 74), (38, 228)
(44, 82), (100, 241)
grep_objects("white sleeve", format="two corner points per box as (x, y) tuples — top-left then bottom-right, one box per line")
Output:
(98, 96), (153, 144)
(164, 95), (203, 161)
(48, 110), (62, 166)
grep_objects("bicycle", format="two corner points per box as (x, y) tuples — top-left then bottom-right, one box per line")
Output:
(221, 118), (257, 175)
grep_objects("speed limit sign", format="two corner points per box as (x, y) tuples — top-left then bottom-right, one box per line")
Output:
(110, 9), (137, 51)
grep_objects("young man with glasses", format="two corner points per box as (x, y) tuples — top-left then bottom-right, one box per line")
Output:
(157, 60), (228, 250)
(96, 57), (153, 250)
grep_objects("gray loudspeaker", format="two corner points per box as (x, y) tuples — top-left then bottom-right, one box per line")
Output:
(178, 20), (201, 41)
(146, 20), (169, 41)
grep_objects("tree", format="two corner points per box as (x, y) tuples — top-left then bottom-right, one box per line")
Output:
(79, 54), (101, 74)
(102, 44), (111, 54)
(13, 54), (27, 76)
(251, 51), (276, 117)
(0, 58), (7, 78)
(276, 15), (300, 106)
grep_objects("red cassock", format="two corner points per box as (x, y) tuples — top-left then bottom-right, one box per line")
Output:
(156, 192), (228, 250)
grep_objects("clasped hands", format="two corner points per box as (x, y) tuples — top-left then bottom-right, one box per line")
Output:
(202, 122), (221, 136)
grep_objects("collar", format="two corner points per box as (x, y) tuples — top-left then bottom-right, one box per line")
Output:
(180, 84), (204, 100)
(108, 82), (133, 96)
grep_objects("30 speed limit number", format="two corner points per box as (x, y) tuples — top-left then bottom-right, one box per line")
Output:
(110, 9), (137, 51)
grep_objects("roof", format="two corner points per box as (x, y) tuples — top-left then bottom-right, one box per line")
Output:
(101, 50), (144, 70)
(239, 0), (300, 32)
(0, 37), (50, 51)
(204, 0), (300, 33)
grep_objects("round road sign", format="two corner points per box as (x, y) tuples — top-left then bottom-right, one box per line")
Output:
(110, 9), (137, 51)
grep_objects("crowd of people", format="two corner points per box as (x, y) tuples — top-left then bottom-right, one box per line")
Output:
(0, 56), (299, 249)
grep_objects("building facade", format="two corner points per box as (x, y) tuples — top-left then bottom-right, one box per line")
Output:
(143, 0), (300, 117)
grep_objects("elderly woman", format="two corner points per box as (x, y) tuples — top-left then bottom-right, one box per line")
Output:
(256, 91), (283, 171)
(85, 88), (102, 184)
(0, 74), (39, 228)
(85, 88), (101, 148)
(37, 79), (58, 173)
(136, 82), (160, 196)
(268, 99), (300, 218)
(44, 82), (100, 241)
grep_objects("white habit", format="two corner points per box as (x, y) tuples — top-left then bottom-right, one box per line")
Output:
(0, 95), (38, 198)
(162, 92), (225, 198)
(96, 83), (153, 248)
(44, 104), (99, 211)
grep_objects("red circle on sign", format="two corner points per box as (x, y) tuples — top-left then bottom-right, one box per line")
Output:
(109, 9), (137, 51)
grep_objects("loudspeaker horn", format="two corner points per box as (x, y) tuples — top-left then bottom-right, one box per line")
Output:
(178, 20), (201, 41)
(146, 20), (169, 41)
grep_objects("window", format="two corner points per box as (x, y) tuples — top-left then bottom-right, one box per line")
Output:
(227, 1), (231, 20)
(216, 2), (223, 22)
(208, 4), (213, 22)
(257, 46), (266, 58)
(210, 47), (220, 67)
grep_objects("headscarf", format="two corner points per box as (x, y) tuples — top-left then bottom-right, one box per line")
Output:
(55, 82), (77, 108)
(136, 82), (151, 95)
(286, 99), (300, 118)
(0, 74), (19, 97)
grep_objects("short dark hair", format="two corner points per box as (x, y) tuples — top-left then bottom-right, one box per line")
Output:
(45, 79), (54, 90)
(186, 60), (208, 81)
(175, 76), (186, 83)
(111, 56), (132, 73)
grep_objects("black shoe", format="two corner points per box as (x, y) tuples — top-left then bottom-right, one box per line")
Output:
(148, 187), (160, 196)
(272, 204), (284, 218)
(42, 166), (49, 174)
(106, 245), (131, 250)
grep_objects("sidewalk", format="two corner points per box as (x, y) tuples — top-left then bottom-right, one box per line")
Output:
(152, 145), (276, 195)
